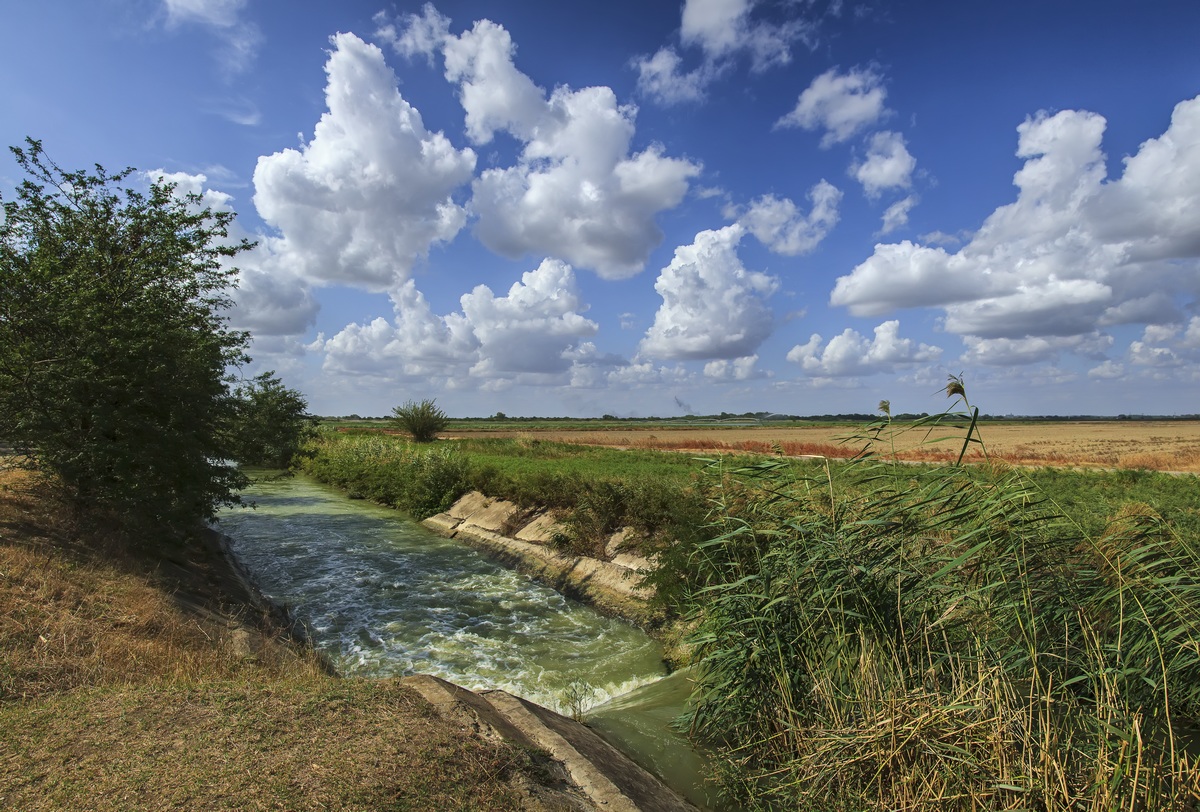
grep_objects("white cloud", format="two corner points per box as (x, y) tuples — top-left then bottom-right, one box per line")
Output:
(1124, 320), (1200, 369)
(633, 47), (714, 106)
(251, 33), (476, 292)
(147, 169), (319, 338)
(635, 0), (817, 105)
(393, 12), (700, 278)
(736, 181), (842, 255)
(787, 320), (941, 376)
(704, 355), (763, 380)
(322, 259), (598, 383)
(777, 66), (889, 146)
(680, 0), (814, 71)
(460, 259), (599, 376)
(1088, 360), (1124, 379)
(878, 194), (918, 236)
(852, 130), (915, 198)
(162, 0), (260, 75)
(832, 96), (1200, 358)
(374, 3), (449, 62)
(640, 225), (779, 360)
(960, 333), (1112, 366)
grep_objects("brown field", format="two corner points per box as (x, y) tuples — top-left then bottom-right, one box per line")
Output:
(444, 420), (1200, 473)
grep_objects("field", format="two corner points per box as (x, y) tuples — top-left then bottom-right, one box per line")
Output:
(440, 420), (1200, 472)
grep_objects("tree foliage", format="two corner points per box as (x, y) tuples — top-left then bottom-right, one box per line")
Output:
(0, 139), (255, 536)
(390, 399), (447, 443)
(229, 371), (317, 469)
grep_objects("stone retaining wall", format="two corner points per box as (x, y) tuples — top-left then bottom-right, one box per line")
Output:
(422, 491), (658, 626)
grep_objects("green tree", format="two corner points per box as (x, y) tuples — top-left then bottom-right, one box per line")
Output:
(229, 371), (316, 469)
(390, 399), (447, 443)
(0, 139), (252, 537)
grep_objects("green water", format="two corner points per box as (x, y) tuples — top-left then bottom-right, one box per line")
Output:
(218, 475), (712, 808)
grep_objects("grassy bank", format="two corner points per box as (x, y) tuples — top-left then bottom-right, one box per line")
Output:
(0, 469), (560, 810)
(298, 431), (715, 563)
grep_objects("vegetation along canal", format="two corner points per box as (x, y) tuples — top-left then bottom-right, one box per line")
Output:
(218, 473), (711, 807)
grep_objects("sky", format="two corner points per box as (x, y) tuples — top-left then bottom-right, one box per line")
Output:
(3, 1), (1199, 418)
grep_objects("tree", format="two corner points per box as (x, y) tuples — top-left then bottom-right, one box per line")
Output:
(229, 372), (317, 469)
(390, 399), (447, 443)
(0, 139), (252, 537)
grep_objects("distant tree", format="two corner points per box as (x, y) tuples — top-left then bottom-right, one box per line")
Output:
(229, 372), (316, 469)
(0, 139), (253, 537)
(492, 411), (507, 420)
(391, 399), (447, 443)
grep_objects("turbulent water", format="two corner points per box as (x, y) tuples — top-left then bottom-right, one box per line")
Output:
(217, 474), (669, 713)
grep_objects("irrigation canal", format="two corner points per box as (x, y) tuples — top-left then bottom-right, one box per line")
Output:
(217, 474), (711, 809)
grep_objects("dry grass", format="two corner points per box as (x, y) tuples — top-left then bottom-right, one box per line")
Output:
(1, 678), (546, 812)
(0, 468), (556, 811)
(446, 421), (1200, 472)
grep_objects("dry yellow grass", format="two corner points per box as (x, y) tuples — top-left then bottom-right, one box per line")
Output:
(0, 468), (558, 811)
(447, 421), (1200, 473)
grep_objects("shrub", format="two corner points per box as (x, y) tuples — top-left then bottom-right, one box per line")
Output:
(390, 399), (448, 443)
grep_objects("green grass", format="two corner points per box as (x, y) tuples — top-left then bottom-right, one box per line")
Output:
(668, 394), (1200, 810)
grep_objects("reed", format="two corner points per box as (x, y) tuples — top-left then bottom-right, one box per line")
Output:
(682, 380), (1200, 809)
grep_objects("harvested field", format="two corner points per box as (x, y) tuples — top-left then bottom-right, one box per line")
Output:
(442, 421), (1200, 473)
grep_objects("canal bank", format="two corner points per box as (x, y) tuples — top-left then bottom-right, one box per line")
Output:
(218, 474), (712, 810)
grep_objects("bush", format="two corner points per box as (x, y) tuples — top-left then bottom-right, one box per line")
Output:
(390, 399), (448, 443)
(0, 139), (252, 537)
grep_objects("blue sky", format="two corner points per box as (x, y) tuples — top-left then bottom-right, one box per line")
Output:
(3, 1), (1199, 417)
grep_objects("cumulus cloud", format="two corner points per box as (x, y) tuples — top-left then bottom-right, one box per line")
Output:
(786, 320), (941, 376)
(633, 47), (715, 106)
(1088, 360), (1124, 379)
(147, 168), (321, 338)
(384, 10), (700, 278)
(680, 0), (814, 70)
(322, 259), (598, 383)
(640, 225), (779, 360)
(879, 194), (918, 236)
(704, 355), (763, 380)
(373, 3), (449, 62)
(162, 0), (261, 75)
(460, 259), (599, 376)
(252, 33), (476, 292)
(777, 66), (889, 146)
(635, 0), (818, 105)
(960, 333), (1112, 366)
(1123, 319), (1200, 370)
(735, 181), (842, 255)
(852, 131), (915, 198)
(832, 96), (1200, 365)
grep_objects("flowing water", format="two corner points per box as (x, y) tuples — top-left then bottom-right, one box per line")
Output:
(218, 474), (714, 808)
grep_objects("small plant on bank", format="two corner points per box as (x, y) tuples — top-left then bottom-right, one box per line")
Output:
(391, 399), (448, 443)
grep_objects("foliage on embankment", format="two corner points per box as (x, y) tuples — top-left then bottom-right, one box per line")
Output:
(298, 431), (712, 560)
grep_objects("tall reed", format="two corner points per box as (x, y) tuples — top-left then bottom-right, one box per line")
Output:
(683, 379), (1200, 809)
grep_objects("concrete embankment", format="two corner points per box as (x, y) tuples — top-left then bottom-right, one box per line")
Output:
(422, 491), (658, 626)
(407, 674), (696, 812)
